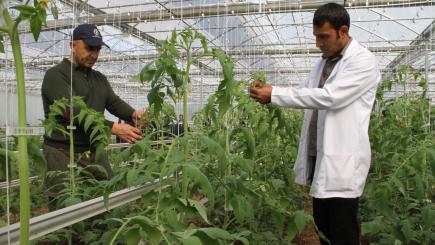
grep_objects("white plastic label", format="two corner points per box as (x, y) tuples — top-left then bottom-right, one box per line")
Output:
(6, 127), (45, 136)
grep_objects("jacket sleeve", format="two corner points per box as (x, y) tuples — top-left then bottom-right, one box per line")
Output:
(104, 77), (135, 123)
(271, 52), (380, 110)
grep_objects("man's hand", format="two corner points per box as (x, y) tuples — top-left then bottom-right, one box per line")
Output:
(112, 123), (142, 143)
(250, 82), (272, 104)
(132, 109), (146, 128)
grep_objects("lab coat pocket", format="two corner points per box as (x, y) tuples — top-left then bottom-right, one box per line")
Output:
(323, 154), (356, 192)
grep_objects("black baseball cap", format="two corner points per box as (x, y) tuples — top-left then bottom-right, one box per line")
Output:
(72, 24), (109, 48)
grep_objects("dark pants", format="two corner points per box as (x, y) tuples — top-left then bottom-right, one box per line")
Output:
(313, 197), (360, 245)
(42, 144), (113, 210)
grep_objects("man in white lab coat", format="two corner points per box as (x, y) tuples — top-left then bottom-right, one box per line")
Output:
(250, 3), (380, 245)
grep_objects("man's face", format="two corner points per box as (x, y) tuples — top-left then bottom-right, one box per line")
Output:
(71, 40), (101, 68)
(313, 21), (348, 58)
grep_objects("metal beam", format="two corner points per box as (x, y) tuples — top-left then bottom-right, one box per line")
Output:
(0, 176), (38, 189)
(19, 0), (435, 32)
(0, 178), (164, 244)
(3, 45), (425, 68)
(55, 0), (217, 74)
(385, 20), (435, 74)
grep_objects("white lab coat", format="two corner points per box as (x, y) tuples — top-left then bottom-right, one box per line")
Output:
(271, 40), (380, 198)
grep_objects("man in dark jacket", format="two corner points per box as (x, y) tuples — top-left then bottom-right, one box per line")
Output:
(41, 24), (143, 208)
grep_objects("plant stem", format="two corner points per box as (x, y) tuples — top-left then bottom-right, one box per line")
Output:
(181, 47), (191, 199)
(10, 26), (30, 245)
(109, 218), (132, 245)
(69, 108), (76, 195)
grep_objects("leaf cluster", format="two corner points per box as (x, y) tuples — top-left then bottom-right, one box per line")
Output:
(42, 96), (111, 160)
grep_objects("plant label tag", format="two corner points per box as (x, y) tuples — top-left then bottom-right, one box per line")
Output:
(6, 126), (45, 136)
(67, 125), (77, 130)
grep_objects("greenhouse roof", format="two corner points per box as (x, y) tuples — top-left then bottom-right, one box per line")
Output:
(0, 0), (434, 105)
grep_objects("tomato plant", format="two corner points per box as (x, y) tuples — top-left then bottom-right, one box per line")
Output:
(362, 66), (435, 244)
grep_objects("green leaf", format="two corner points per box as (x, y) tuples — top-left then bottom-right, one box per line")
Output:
(293, 210), (308, 233)
(233, 156), (254, 173)
(143, 225), (161, 245)
(184, 164), (215, 208)
(201, 136), (227, 175)
(181, 236), (202, 245)
(37, 7), (47, 25)
(190, 199), (210, 224)
(421, 205), (435, 229)
(84, 113), (95, 132)
(140, 62), (156, 82)
(286, 219), (298, 240)
(232, 230), (251, 245)
(231, 196), (254, 223)
(361, 217), (385, 235)
(11, 5), (36, 18)
(101, 229), (118, 245)
(51, 4), (59, 20)
(63, 196), (82, 207)
(400, 219), (413, 243)
(166, 42), (178, 56)
(200, 35), (208, 53)
(0, 35), (4, 53)
(270, 178), (285, 190)
(91, 134), (106, 145)
(414, 173), (425, 200)
(428, 148), (435, 177)
(172, 228), (197, 240)
(125, 227), (141, 245)
(178, 198), (210, 224)
(95, 144), (105, 162)
(418, 78), (428, 90)
(126, 169), (139, 186)
(81, 164), (108, 179)
(89, 126), (101, 142)
(116, 148), (131, 163)
(198, 227), (232, 240)
(241, 127), (256, 159)
(77, 110), (87, 124)
(391, 177), (406, 197)
(129, 216), (161, 245)
(170, 29), (177, 43)
(30, 14), (42, 41)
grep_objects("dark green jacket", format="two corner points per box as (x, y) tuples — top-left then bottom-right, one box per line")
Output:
(42, 58), (134, 152)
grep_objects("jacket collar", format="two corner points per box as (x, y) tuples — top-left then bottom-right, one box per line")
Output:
(321, 38), (352, 60)
(63, 58), (92, 72)
(341, 38), (360, 61)
(318, 39), (359, 83)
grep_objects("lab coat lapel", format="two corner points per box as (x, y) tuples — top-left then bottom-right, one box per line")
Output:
(322, 40), (359, 86)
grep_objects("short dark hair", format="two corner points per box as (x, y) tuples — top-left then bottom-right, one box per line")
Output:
(313, 3), (350, 31)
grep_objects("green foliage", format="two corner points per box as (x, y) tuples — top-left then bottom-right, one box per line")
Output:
(362, 66), (434, 244)
(104, 29), (309, 245)
(42, 96), (111, 160)
(8, 0), (52, 41)
(137, 28), (208, 117)
(144, 100), (176, 129)
(250, 70), (267, 87)
(0, 140), (17, 181)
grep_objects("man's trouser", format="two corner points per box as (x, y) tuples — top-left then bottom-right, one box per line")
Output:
(42, 144), (113, 210)
(313, 197), (360, 245)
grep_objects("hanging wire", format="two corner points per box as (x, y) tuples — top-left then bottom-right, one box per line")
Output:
(69, 0), (78, 200)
